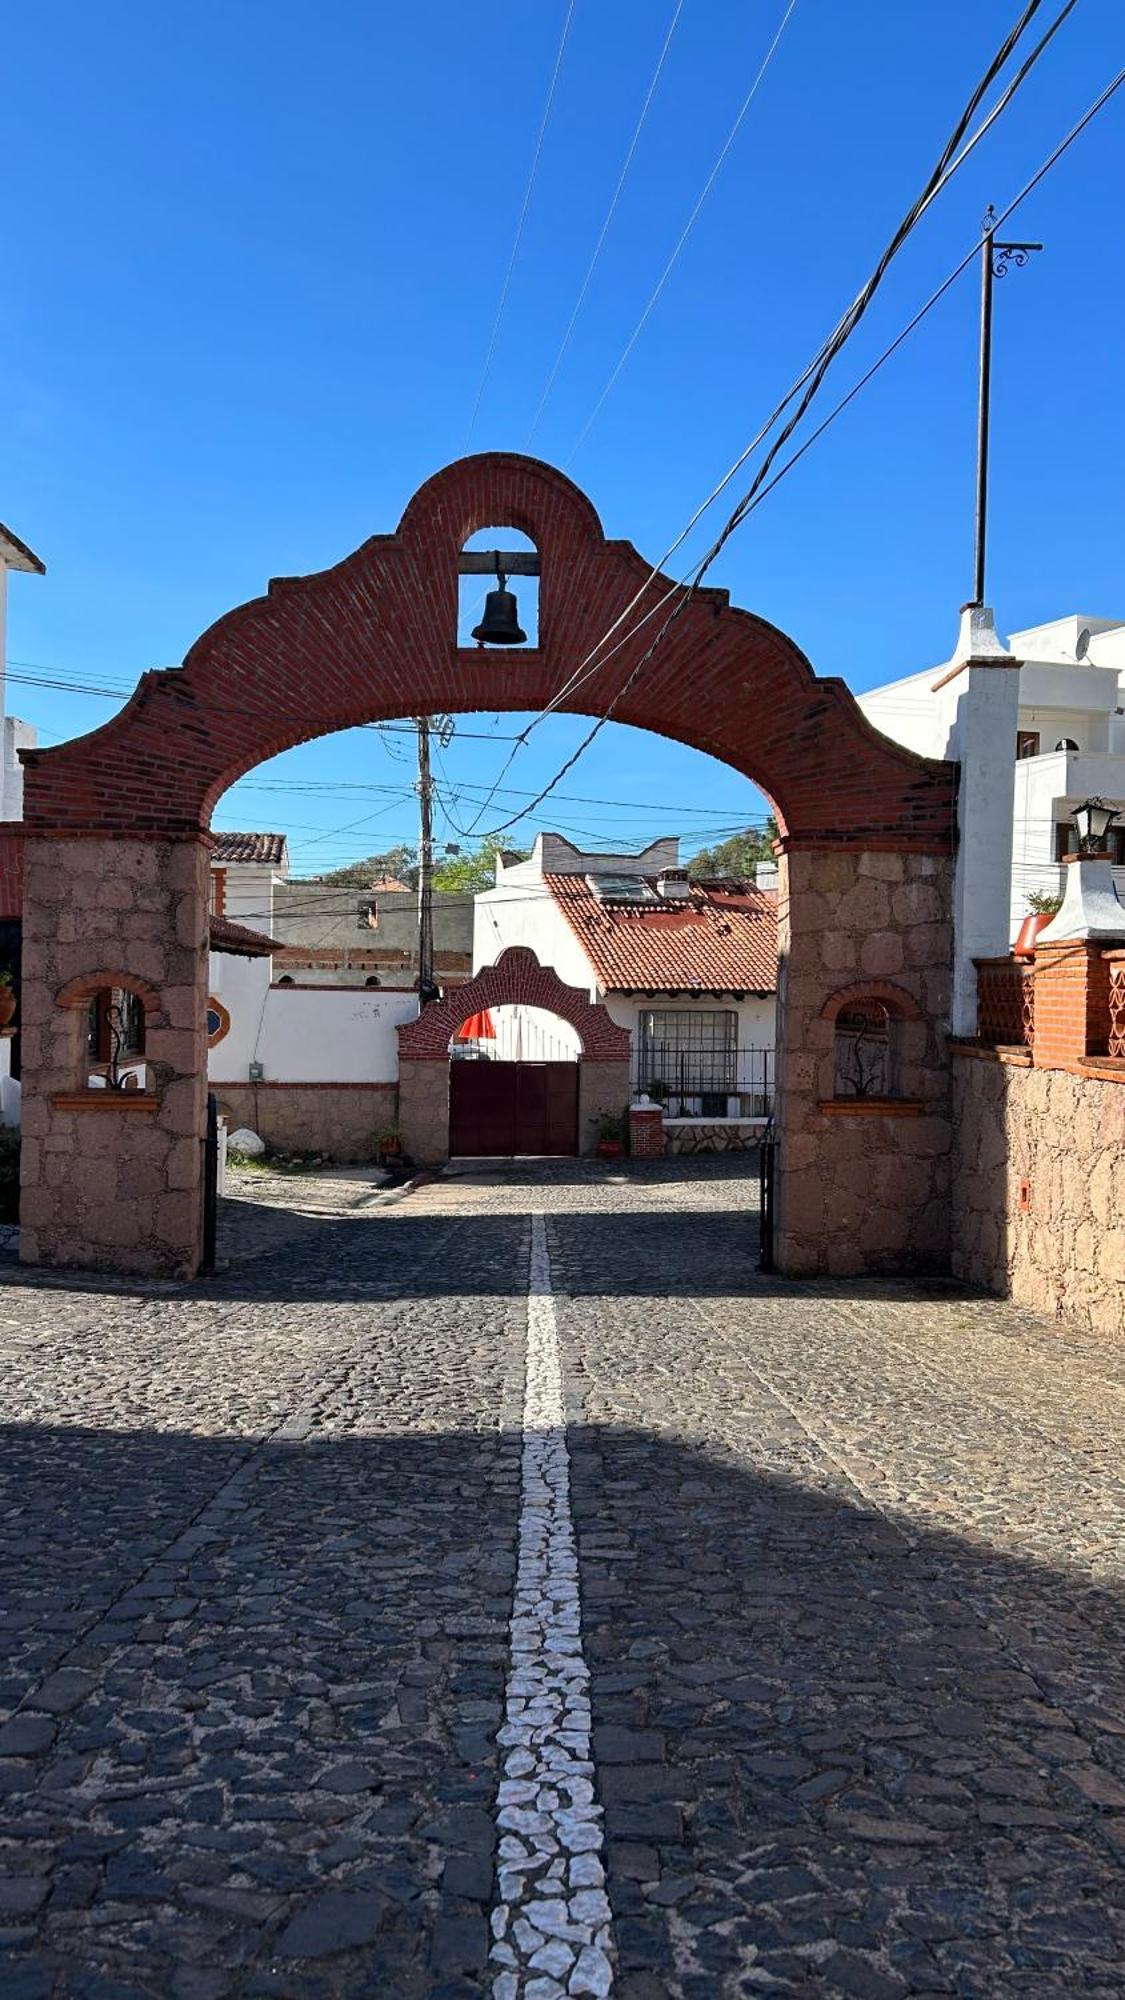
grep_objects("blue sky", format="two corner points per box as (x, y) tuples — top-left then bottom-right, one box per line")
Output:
(3, 1), (1122, 868)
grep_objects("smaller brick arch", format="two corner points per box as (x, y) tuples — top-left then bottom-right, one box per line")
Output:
(55, 971), (168, 1028)
(397, 948), (630, 1062)
(819, 980), (923, 1025)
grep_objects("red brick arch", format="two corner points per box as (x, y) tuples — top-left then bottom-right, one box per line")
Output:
(819, 980), (924, 1024)
(21, 453), (954, 851)
(55, 970), (167, 1025)
(398, 948), (630, 1063)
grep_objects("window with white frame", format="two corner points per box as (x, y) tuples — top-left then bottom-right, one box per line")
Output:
(636, 1008), (738, 1114)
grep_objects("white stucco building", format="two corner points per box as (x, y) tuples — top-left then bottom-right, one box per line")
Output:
(474, 833), (778, 1120)
(0, 522), (43, 822)
(859, 613), (1125, 938)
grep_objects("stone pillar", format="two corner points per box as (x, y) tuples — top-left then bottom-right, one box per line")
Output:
(629, 1100), (665, 1159)
(578, 1061), (629, 1156)
(398, 1058), (449, 1165)
(19, 836), (209, 1277)
(773, 846), (953, 1278)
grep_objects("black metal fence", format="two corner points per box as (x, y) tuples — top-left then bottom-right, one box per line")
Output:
(631, 1043), (774, 1119)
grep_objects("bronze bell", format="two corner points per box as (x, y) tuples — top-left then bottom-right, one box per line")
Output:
(472, 569), (527, 646)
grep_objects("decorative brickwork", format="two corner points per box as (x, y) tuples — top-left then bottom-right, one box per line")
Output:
(21, 456), (954, 850)
(16, 455), (955, 1278)
(629, 1104), (665, 1158)
(1031, 938), (1113, 1068)
(975, 956), (1034, 1048)
(1107, 953), (1125, 1058)
(818, 980), (923, 1024)
(398, 948), (630, 1064)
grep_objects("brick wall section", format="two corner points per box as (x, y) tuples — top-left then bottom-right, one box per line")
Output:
(214, 1081), (397, 1161)
(19, 836), (209, 1277)
(774, 848), (954, 1277)
(952, 1050), (1125, 1337)
(21, 455), (955, 851)
(0, 824), (25, 918)
(1031, 938), (1112, 1067)
(629, 1105), (665, 1158)
(398, 947), (630, 1064)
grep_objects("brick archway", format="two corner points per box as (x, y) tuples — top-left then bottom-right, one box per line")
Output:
(399, 948), (629, 1063)
(16, 453), (956, 1278)
(397, 948), (631, 1166)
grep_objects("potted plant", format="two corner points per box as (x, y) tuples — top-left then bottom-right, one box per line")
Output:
(0, 971), (15, 1031)
(373, 1124), (402, 1165)
(1014, 889), (1062, 959)
(595, 1112), (625, 1160)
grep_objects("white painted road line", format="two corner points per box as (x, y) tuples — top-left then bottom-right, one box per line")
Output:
(489, 1213), (615, 1999)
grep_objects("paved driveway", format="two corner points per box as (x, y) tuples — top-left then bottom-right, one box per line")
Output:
(0, 1160), (1123, 1997)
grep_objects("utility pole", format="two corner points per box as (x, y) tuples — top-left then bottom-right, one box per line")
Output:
(972, 205), (1042, 608)
(415, 716), (437, 1005)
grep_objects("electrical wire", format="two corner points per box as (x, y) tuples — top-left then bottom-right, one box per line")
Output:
(564, 0), (799, 465)
(524, 0), (685, 447)
(464, 0), (577, 448)
(466, 1), (1092, 839)
(455, 0), (1073, 838)
(539, 0), (1076, 734)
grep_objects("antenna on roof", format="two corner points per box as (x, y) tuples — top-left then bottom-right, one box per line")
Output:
(1075, 626), (1091, 661)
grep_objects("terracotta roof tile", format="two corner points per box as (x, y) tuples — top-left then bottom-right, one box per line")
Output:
(545, 875), (777, 993)
(212, 831), (287, 866)
(208, 914), (278, 958)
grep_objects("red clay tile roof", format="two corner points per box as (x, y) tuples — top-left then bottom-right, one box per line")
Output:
(212, 832), (287, 866)
(209, 914), (278, 958)
(545, 875), (777, 993)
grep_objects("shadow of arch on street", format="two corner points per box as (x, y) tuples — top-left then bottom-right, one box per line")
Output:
(0, 1403), (1122, 1997)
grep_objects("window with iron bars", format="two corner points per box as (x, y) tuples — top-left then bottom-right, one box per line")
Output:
(634, 1009), (773, 1118)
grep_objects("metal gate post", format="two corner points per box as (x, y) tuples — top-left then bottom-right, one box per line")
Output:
(201, 1091), (219, 1274)
(758, 1120), (776, 1273)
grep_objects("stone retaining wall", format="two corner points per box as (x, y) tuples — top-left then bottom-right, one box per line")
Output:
(214, 1081), (398, 1162)
(952, 1050), (1125, 1338)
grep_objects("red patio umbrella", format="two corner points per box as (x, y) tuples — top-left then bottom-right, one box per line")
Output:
(455, 1010), (497, 1042)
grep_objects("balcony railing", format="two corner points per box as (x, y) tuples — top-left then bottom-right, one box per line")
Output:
(974, 957), (1034, 1048)
(632, 1044), (774, 1119)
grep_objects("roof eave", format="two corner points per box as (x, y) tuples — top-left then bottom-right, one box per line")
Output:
(0, 523), (46, 575)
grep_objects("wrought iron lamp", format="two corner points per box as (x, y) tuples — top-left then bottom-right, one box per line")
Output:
(1071, 797), (1119, 857)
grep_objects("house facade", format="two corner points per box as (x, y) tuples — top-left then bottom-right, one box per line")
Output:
(859, 612), (1125, 938)
(473, 833), (777, 1150)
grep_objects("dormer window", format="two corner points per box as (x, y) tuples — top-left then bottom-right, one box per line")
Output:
(587, 873), (656, 904)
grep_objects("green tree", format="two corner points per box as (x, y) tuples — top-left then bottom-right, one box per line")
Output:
(312, 844), (418, 888)
(432, 840), (530, 894)
(689, 817), (779, 879)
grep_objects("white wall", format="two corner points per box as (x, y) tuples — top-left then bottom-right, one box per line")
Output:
(605, 993), (775, 1049)
(474, 882), (597, 993)
(207, 953), (419, 1083)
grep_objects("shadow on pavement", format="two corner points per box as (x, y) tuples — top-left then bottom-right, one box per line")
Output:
(0, 1413), (1122, 1996)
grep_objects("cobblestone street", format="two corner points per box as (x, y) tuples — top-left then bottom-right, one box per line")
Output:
(1, 1159), (1124, 1997)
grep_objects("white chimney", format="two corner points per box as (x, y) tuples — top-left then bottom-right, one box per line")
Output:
(656, 868), (689, 901)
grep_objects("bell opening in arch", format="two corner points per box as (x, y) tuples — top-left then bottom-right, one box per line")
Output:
(458, 526), (539, 648)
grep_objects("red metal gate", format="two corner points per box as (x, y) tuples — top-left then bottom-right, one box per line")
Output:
(449, 1061), (579, 1157)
